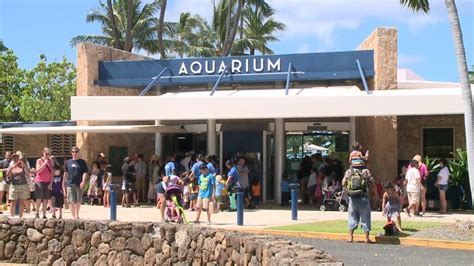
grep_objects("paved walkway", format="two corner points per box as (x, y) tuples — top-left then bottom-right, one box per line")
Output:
(6, 204), (473, 230)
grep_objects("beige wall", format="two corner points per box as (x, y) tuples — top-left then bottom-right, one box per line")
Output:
(356, 27), (398, 183)
(76, 43), (156, 163)
(398, 115), (466, 160)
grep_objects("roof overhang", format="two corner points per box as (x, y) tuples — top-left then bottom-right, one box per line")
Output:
(71, 87), (469, 121)
(0, 125), (185, 135)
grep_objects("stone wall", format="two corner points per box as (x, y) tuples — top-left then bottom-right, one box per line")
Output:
(75, 43), (156, 163)
(12, 134), (48, 158)
(0, 217), (340, 266)
(398, 115), (466, 160)
(356, 27), (398, 183)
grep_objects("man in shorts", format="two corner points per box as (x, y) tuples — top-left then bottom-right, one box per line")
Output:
(194, 165), (216, 225)
(63, 146), (88, 219)
(0, 150), (13, 214)
(343, 167), (375, 244)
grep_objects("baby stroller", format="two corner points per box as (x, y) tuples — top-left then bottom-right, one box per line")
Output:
(164, 184), (189, 224)
(319, 178), (348, 212)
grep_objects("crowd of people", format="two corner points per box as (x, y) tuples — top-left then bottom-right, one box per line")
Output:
(0, 142), (451, 236)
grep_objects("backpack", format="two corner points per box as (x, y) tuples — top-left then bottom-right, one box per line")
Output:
(348, 168), (366, 197)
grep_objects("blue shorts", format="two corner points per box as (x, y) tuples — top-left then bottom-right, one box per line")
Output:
(348, 196), (371, 232)
(438, 184), (449, 192)
(190, 193), (198, 200)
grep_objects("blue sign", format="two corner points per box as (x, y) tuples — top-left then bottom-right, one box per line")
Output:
(96, 50), (374, 87)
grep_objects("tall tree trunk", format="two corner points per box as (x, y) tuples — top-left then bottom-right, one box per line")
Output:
(222, 0), (232, 56)
(223, 0), (243, 56)
(124, 0), (134, 52)
(445, 0), (474, 205)
(107, 0), (122, 49)
(157, 0), (167, 59)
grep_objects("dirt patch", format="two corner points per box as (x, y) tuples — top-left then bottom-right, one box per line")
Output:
(409, 220), (474, 242)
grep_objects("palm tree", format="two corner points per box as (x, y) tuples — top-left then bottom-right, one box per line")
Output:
(157, 0), (168, 58)
(0, 40), (7, 52)
(401, 0), (474, 205)
(234, 0), (285, 55)
(71, 0), (159, 52)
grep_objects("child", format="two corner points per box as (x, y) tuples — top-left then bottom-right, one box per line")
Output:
(102, 164), (112, 208)
(251, 178), (261, 207)
(349, 142), (369, 169)
(280, 173), (290, 207)
(189, 177), (199, 211)
(382, 183), (403, 233)
(215, 175), (225, 211)
(88, 162), (100, 205)
(26, 168), (36, 213)
(194, 165), (216, 225)
(51, 165), (64, 219)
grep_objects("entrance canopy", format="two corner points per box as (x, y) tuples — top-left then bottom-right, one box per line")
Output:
(71, 86), (469, 121)
(0, 125), (185, 135)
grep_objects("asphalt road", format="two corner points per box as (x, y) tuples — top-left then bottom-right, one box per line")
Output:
(287, 237), (474, 266)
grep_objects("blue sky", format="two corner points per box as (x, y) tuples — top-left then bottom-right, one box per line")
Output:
(1, 0), (472, 82)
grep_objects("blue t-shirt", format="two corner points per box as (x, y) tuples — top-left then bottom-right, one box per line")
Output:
(281, 179), (290, 193)
(227, 166), (240, 186)
(164, 161), (175, 176)
(216, 182), (224, 197)
(198, 173), (215, 198)
(207, 162), (217, 175)
(191, 161), (204, 177)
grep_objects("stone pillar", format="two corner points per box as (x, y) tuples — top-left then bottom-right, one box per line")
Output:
(155, 120), (163, 156)
(262, 131), (268, 202)
(349, 117), (356, 150)
(274, 118), (285, 203)
(356, 27), (398, 183)
(207, 119), (217, 155)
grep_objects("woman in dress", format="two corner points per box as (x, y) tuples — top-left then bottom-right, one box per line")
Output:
(88, 161), (100, 205)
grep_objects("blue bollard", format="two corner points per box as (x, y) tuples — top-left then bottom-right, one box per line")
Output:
(290, 183), (300, 220)
(110, 184), (118, 221)
(15, 200), (20, 215)
(236, 187), (245, 226)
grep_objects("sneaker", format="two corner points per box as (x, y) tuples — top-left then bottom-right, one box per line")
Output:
(42, 215), (47, 219)
(35, 213), (40, 219)
(403, 208), (411, 217)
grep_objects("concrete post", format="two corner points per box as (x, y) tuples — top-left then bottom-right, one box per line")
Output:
(155, 120), (162, 156)
(274, 118), (285, 204)
(262, 131), (267, 202)
(349, 117), (356, 149)
(207, 119), (217, 155)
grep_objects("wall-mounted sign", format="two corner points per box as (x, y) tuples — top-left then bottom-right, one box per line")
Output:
(97, 50), (374, 88)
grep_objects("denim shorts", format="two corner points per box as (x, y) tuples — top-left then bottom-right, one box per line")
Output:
(438, 184), (449, 192)
(348, 196), (371, 232)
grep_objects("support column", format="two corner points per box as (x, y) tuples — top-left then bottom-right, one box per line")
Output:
(155, 120), (163, 156)
(207, 119), (217, 155)
(262, 131), (267, 202)
(274, 118), (285, 204)
(349, 117), (356, 149)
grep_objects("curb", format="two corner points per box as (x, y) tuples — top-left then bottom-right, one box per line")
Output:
(238, 229), (474, 251)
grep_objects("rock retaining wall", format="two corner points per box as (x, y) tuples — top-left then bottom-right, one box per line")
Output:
(0, 217), (340, 265)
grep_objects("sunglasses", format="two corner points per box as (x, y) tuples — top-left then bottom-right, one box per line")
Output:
(71, 151), (78, 153)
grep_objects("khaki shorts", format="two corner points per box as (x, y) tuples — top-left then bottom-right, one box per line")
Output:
(0, 180), (9, 192)
(407, 192), (420, 206)
(196, 197), (211, 209)
(67, 185), (83, 203)
(9, 184), (30, 200)
(136, 177), (146, 191)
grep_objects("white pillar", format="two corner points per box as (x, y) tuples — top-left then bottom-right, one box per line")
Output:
(262, 131), (267, 202)
(219, 132), (224, 174)
(207, 119), (217, 155)
(155, 120), (163, 156)
(274, 118), (285, 204)
(349, 117), (356, 150)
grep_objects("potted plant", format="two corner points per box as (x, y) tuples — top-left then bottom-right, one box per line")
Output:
(448, 148), (471, 210)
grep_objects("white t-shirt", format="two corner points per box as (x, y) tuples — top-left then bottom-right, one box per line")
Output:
(308, 172), (317, 188)
(438, 167), (450, 185)
(406, 167), (421, 193)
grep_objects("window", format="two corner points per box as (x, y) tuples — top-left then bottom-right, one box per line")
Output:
(48, 134), (76, 156)
(422, 128), (454, 158)
(0, 135), (14, 155)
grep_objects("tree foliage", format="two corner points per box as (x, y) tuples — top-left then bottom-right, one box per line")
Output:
(0, 50), (76, 122)
(0, 40), (7, 52)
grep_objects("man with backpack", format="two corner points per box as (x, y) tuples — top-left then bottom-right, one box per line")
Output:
(343, 166), (375, 244)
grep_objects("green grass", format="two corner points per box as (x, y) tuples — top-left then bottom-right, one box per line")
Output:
(267, 220), (444, 236)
